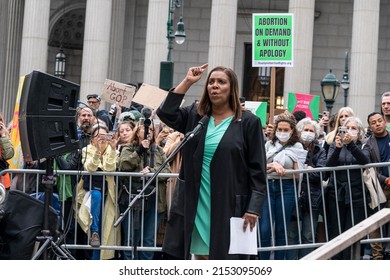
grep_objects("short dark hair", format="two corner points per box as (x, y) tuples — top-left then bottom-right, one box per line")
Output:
(197, 66), (242, 122)
(293, 110), (306, 123)
(367, 111), (383, 124)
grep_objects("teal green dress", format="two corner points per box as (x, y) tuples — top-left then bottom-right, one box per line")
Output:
(190, 115), (233, 255)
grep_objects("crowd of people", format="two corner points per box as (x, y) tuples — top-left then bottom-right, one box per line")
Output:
(1, 66), (390, 261)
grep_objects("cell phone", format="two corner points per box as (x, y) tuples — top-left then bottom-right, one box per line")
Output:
(323, 111), (329, 118)
(338, 126), (347, 138)
(99, 133), (113, 140)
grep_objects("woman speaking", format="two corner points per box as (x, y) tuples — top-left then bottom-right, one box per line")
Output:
(157, 64), (267, 260)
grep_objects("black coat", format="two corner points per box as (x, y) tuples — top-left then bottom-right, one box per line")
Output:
(301, 141), (327, 212)
(365, 133), (390, 186)
(157, 92), (267, 260)
(326, 140), (370, 205)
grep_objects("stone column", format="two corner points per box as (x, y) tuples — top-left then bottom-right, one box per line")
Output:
(0, 0), (9, 101)
(80, 0), (112, 101)
(107, 0), (126, 82)
(143, 0), (169, 86)
(208, 0), (238, 70)
(19, 0), (50, 76)
(3, 0), (24, 122)
(349, 0), (380, 120)
(283, 0), (315, 98)
(121, 0), (137, 83)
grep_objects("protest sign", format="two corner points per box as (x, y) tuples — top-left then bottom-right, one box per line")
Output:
(287, 92), (320, 120)
(101, 79), (135, 107)
(132, 83), (168, 109)
(245, 101), (268, 126)
(252, 13), (293, 67)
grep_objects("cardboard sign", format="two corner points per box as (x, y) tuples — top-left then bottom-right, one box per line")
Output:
(252, 13), (294, 67)
(287, 92), (320, 120)
(100, 79), (135, 107)
(245, 101), (268, 126)
(132, 83), (168, 109)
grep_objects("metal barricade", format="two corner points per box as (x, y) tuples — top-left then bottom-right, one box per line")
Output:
(1, 162), (390, 260)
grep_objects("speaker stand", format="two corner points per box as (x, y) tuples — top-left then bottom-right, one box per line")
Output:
(31, 157), (75, 260)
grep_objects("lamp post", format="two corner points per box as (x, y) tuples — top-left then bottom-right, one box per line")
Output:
(258, 67), (271, 87)
(258, 67), (276, 121)
(340, 49), (350, 107)
(321, 69), (340, 114)
(159, 0), (186, 90)
(54, 46), (66, 78)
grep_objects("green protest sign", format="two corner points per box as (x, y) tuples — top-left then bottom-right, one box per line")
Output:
(252, 13), (293, 67)
(245, 101), (268, 125)
(287, 92), (320, 120)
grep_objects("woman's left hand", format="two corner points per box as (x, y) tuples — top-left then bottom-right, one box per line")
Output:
(242, 212), (258, 232)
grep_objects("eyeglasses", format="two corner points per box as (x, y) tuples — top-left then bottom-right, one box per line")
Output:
(87, 101), (99, 104)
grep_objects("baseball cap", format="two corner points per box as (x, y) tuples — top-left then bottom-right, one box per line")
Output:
(86, 94), (101, 101)
(119, 110), (141, 122)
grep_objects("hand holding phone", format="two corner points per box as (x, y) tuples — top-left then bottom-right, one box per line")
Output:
(338, 126), (347, 140)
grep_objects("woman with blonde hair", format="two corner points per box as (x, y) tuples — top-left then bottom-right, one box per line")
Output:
(325, 107), (355, 147)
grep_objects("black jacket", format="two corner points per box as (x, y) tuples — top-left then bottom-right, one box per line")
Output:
(157, 91), (267, 260)
(301, 141), (327, 212)
(364, 133), (390, 186)
(326, 140), (370, 205)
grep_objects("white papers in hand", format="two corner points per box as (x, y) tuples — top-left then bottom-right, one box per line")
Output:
(228, 217), (257, 255)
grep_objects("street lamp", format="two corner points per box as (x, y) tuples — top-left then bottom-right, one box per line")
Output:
(340, 49), (350, 107)
(321, 69), (340, 114)
(54, 47), (66, 78)
(159, 0), (186, 90)
(258, 67), (271, 87)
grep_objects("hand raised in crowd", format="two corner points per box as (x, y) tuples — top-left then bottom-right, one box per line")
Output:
(335, 134), (343, 148)
(156, 127), (170, 146)
(108, 134), (118, 150)
(0, 121), (9, 137)
(318, 115), (329, 128)
(265, 123), (274, 138)
(185, 63), (208, 84)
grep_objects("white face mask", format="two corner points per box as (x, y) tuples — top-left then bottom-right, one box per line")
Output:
(276, 132), (291, 143)
(348, 129), (358, 138)
(301, 131), (315, 143)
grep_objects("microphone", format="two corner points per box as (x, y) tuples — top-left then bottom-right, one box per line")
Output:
(143, 118), (152, 140)
(141, 107), (152, 119)
(188, 116), (210, 138)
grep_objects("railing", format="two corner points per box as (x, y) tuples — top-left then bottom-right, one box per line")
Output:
(1, 162), (389, 260)
(302, 208), (390, 260)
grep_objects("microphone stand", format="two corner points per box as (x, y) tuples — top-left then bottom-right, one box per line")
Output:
(114, 130), (195, 228)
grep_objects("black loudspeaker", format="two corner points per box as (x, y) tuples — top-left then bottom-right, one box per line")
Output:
(0, 190), (58, 260)
(19, 71), (80, 161)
